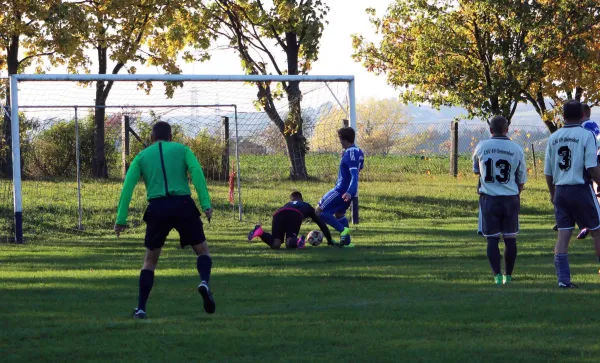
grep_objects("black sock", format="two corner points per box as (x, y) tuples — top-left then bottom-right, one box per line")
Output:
(486, 237), (501, 275)
(597, 256), (600, 264)
(260, 233), (274, 246)
(138, 269), (154, 312)
(197, 255), (212, 284)
(504, 238), (517, 276)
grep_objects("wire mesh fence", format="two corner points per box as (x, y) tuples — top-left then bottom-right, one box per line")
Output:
(0, 78), (552, 241)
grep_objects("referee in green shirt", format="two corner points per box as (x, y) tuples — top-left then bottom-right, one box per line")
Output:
(115, 121), (215, 319)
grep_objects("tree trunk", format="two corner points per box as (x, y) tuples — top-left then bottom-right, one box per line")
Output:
(92, 46), (109, 178)
(283, 32), (308, 180)
(536, 92), (557, 133)
(2, 35), (20, 177)
(285, 133), (308, 180)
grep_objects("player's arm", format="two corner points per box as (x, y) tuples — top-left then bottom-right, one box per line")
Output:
(115, 156), (142, 232)
(343, 151), (360, 202)
(543, 141), (554, 203)
(185, 147), (212, 215)
(308, 207), (334, 244)
(472, 145), (481, 194)
(545, 174), (555, 204)
(472, 146), (480, 175)
(516, 149), (528, 193)
(584, 132), (600, 185)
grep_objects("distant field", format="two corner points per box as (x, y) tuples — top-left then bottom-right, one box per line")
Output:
(3, 175), (600, 362)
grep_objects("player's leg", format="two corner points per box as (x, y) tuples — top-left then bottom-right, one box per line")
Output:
(335, 211), (350, 228)
(589, 229), (600, 273)
(553, 186), (577, 288)
(261, 213), (286, 249)
(284, 214), (305, 249)
(501, 195), (520, 284)
(572, 184), (600, 275)
(191, 242), (216, 314)
(317, 190), (347, 233)
(248, 215), (283, 249)
(248, 224), (264, 241)
(480, 194), (503, 285)
(134, 214), (170, 319)
(555, 230), (574, 287)
(176, 199), (215, 314)
(134, 248), (162, 319)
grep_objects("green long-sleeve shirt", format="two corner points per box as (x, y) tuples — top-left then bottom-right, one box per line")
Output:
(115, 141), (212, 225)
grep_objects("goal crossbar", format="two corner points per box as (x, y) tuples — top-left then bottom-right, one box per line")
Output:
(8, 73), (357, 243)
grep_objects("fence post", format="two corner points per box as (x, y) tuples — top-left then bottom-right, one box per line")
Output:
(74, 107), (83, 231)
(122, 115), (130, 179)
(221, 116), (230, 181)
(342, 119), (359, 224)
(450, 121), (459, 177)
(531, 143), (537, 178)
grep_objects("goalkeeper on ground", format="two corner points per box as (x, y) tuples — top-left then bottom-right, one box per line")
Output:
(247, 191), (334, 249)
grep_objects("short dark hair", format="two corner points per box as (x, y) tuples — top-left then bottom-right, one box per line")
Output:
(337, 127), (355, 144)
(563, 100), (583, 122)
(583, 104), (591, 118)
(152, 121), (172, 141)
(489, 115), (509, 135)
(290, 191), (303, 201)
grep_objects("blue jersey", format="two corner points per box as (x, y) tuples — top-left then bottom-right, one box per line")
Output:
(334, 145), (364, 196)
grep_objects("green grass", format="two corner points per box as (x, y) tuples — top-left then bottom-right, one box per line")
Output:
(2, 175), (600, 362)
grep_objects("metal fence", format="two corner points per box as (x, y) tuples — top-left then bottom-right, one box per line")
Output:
(0, 76), (552, 240)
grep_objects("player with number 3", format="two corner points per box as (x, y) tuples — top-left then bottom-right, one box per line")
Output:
(544, 101), (600, 288)
(473, 116), (527, 285)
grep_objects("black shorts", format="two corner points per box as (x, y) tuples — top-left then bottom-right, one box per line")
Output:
(143, 195), (206, 250)
(272, 210), (304, 242)
(554, 184), (600, 231)
(478, 194), (520, 237)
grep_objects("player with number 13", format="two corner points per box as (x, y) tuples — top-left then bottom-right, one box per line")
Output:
(473, 116), (527, 285)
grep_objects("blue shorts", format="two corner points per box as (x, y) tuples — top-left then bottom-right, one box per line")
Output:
(554, 184), (600, 231)
(478, 194), (520, 237)
(318, 189), (351, 214)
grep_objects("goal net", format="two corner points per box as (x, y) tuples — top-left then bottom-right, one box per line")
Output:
(0, 74), (355, 242)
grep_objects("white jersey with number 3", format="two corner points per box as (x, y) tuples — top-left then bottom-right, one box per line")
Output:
(473, 136), (527, 196)
(544, 124), (598, 185)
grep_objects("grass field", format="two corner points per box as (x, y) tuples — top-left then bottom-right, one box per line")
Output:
(3, 175), (600, 362)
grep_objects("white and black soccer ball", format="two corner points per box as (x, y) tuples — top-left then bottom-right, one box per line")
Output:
(307, 230), (324, 246)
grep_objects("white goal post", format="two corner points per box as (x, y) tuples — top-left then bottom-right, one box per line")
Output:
(8, 74), (357, 243)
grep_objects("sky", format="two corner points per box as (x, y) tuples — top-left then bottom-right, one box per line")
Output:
(176, 0), (398, 100)
(11, 0), (546, 125)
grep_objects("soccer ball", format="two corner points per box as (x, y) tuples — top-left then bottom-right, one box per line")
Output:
(307, 230), (324, 246)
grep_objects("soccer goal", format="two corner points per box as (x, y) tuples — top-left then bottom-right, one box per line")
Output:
(2, 74), (356, 243)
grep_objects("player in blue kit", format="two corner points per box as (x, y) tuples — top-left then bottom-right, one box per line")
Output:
(316, 127), (364, 248)
(572, 104), (600, 239)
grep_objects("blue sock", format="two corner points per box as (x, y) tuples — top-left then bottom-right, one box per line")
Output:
(197, 255), (212, 284)
(138, 269), (154, 312)
(320, 212), (345, 233)
(338, 216), (349, 228)
(554, 253), (570, 285)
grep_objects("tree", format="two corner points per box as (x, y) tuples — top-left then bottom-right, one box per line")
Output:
(76, 0), (209, 178)
(0, 0), (85, 176)
(352, 1), (600, 133)
(192, 0), (329, 180)
(524, 4), (600, 126)
(312, 98), (408, 154)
